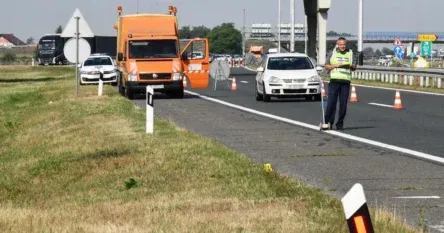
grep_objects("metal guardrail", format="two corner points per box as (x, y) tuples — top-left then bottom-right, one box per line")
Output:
(350, 65), (444, 88)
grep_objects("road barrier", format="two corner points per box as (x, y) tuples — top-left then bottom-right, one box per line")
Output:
(351, 65), (444, 89)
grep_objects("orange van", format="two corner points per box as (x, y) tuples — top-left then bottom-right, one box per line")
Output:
(114, 6), (210, 99)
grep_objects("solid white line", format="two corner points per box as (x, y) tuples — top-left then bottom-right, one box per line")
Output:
(184, 90), (444, 165)
(322, 80), (444, 97)
(240, 81), (249, 84)
(394, 196), (440, 199)
(368, 102), (393, 108)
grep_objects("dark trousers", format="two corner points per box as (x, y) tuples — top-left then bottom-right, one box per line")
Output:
(324, 81), (350, 128)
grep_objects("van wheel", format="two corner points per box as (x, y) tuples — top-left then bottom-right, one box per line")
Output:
(169, 88), (184, 99)
(125, 87), (134, 99)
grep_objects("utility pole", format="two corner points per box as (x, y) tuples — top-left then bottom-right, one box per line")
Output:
(278, 0), (281, 53)
(290, 0), (295, 52)
(242, 9), (246, 56)
(358, 0), (364, 65)
(304, 15), (307, 54)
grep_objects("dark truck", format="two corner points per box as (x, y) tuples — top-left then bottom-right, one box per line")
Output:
(37, 35), (117, 65)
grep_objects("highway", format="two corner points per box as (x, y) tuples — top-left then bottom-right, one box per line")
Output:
(189, 67), (444, 158)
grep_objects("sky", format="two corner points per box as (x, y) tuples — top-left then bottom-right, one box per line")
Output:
(2, 0), (444, 46)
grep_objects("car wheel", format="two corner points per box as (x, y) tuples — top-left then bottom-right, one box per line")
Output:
(255, 81), (263, 101)
(262, 83), (271, 102)
(168, 88), (184, 99)
(314, 93), (322, 101)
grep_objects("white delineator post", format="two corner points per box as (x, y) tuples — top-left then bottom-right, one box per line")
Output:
(146, 86), (154, 134)
(98, 68), (104, 96)
(341, 183), (375, 233)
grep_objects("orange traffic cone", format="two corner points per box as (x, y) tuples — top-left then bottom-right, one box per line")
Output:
(183, 76), (187, 87)
(231, 77), (237, 91)
(394, 90), (403, 109)
(321, 81), (327, 97)
(350, 85), (358, 102)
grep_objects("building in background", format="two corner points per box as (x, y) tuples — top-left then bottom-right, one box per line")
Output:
(0, 34), (26, 47)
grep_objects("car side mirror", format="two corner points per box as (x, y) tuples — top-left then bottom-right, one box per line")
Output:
(257, 67), (264, 72)
(117, 53), (124, 61)
(316, 66), (323, 71)
(77, 63), (82, 68)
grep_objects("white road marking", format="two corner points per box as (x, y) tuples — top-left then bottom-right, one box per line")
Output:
(184, 90), (444, 165)
(240, 81), (249, 84)
(368, 102), (393, 108)
(394, 196), (440, 199)
(430, 225), (444, 232)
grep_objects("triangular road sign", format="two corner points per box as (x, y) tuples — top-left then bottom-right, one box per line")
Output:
(61, 8), (94, 38)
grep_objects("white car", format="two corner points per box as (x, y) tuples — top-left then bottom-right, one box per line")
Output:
(79, 54), (117, 85)
(255, 53), (323, 102)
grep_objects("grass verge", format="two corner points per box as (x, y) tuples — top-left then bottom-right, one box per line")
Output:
(0, 65), (74, 82)
(0, 67), (420, 232)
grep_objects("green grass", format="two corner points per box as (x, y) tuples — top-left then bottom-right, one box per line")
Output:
(0, 67), (420, 232)
(0, 65), (74, 82)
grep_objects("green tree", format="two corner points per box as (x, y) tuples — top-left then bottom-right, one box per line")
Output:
(179, 25), (211, 39)
(375, 49), (382, 57)
(363, 47), (374, 58)
(26, 37), (34, 44)
(382, 47), (392, 55)
(190, 25), (210, 38)
(208, 23), (242, 54)
(55, 25), (63, 33)
(179, 26), (192, 39)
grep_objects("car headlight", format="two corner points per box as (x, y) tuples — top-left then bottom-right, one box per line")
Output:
(307, 75), (320, 82)
(173, 72), (182, 81)
(128, 73), (137, 81)
(268, 76), (281, 83)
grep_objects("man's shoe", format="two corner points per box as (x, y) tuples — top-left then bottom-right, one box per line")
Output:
(336, 125), (344, 131)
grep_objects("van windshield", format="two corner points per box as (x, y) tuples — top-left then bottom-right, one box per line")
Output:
(129, 40), (178, 58)
(267, 57), (314, 70)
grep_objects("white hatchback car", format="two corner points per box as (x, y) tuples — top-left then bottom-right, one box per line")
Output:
(255, 53), (323, 102)
(79, 54), (117, 85)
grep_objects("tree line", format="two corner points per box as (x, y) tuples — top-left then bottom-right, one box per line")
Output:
(179, 23), (242, 54)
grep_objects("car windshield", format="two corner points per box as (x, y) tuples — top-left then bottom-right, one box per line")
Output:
(267, 56), (314, 70)
(84, 57), (113, 66)
(129, 40), (178, 59)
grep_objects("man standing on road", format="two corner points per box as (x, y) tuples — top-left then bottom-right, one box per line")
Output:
(324, 37), (357, 131)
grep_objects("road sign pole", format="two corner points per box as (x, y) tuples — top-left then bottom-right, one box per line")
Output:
(75, 16), (80, 96)
(358, 0), (363, 65)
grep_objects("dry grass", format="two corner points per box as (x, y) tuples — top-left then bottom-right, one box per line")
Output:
(0, 65), (74, 82)
(0, 67), (420, 232)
